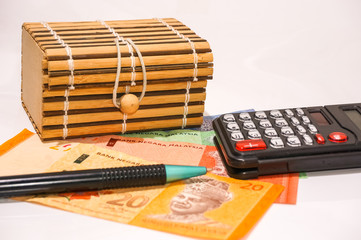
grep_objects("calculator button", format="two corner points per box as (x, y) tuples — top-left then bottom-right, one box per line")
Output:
(290, 117), (300, 126)
(295, 125), (307, 135)
(248, 129), (262, 139)
(296, 108), (305, 116)
(239, 112), (251, 121)
(223, 114), (236, 123)
(314, 133), (325, 144)
(302, 134), (313, 145)
(243, 121), (256, 130)
(287, 136), (301, 147)
(254, 111), (267, 120)
(259, 119), (272, 129)
(236, 139), (267, 151)
(301, 116), (311, 125)
(280, 126), (294, 136)
(275, 118), (288, 127)
(270, 110), (283, 119)
(307, 124), (318, 134)
(264, 128), (278, 138)
(270, 137), (284, 148)
(284, 109), (294, 118)
(226, 122), (240, 132)
(230, 131), (244, 141)
(328, 132), (348, 143)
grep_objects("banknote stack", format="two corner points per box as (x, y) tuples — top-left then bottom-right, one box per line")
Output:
(0, 128), (295, 239)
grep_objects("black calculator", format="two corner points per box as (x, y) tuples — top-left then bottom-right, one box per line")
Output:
(212, 103), (361, 179)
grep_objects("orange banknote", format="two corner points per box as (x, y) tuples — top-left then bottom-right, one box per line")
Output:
(17, 143), (283, 240)
(0, 129), (298, 204)
(81, 134), (299, 204)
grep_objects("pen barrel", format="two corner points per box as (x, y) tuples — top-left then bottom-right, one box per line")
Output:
(101, 164), (167, 188)
(0, 164), (166, 198)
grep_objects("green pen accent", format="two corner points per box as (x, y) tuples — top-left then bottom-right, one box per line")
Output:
(165, 165), (208, 183)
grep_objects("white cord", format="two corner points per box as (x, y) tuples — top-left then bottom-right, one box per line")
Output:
(98, 21), (148, 134)
(42, 22), (75, 139)
(98, 21), (147, 106)
(156, 18), (198, 81)
(181, 81), (192, 128)
(42, 22), (75, 90)
(122, 85), (130, 134)
(62, 89), (70, 139)
(156, 18), (198, 128)
(98, 20), (137, 87)
(125, 38), (147, 102)
(112, 38), (122, 108)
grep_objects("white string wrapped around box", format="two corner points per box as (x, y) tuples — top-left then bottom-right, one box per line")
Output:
(41, 22), (75, 139)
(122, 85), (130, 134)
(156, 18), (199, 128)
(62, 89), (70, 139)
(156, 18), (199, 82)
(182, 81), (192, 128)
(98, 20), (137, 87)
(99, 20), (148, 134)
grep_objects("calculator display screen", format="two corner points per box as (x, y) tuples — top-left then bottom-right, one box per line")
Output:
(309, 112), (330, 126)
(345, 110), (361, 131)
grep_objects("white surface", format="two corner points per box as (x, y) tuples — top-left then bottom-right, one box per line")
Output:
(1, 0), (361, 239)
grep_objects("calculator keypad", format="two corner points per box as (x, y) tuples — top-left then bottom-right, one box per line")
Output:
(236, 139), (267, 151)
(239, 112), (251, 121)
(264, 128), (278, 138)
(270, 110), (282, 119)
(301, 116), (311, 125)
(223, 108), (320, 151)
(248, 129), (262, 139)
(270, 137), (284, 148)
(295, 125), (307, 135)
(275, 118), (288, 127)
(307, 124), (318, 134)
(280, 126), (294, 136)
(231, 131), (244, 141)
(243, 121), (256, 130)
(302, 134), (313, 145)
(255, 111), (267, 120)
(284, 109), (294, 118)
(223, 114), (236, 123)
(290, 117), (300, 126)
(227, 122), (240, 132)
(259, 119), (272, 128)
(286, 136), (301, 147)
(296, 108), (304, 116)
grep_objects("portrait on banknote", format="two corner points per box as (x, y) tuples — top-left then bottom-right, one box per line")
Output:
(207, 151), (228, 177)
(149, 176), (232, 227)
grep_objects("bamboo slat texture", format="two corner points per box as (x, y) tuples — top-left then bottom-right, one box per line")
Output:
(21, 18), (213, 140)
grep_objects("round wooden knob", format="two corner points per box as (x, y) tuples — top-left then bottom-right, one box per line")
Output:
(119, 94), (139, 114)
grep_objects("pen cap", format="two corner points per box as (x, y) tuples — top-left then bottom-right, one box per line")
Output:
(165, 165), (207, 182)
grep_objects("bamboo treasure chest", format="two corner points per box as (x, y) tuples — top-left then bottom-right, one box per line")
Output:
(21, 18), (213, 140)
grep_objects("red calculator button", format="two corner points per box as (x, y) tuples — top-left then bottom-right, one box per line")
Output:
(236, 139), (267, 151)
(328, 132), (348, 143)
(314, 134), (325, 144)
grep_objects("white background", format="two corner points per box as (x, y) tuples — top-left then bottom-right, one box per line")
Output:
(0, 0), (361, 239)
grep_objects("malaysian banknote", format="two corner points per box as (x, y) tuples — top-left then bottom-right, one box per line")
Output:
(0, 128), (298, 204)
(78, 135), (217, 168)
(122, 118), (299, 204)
(17, 143), (283, 240)
(122, 129), (216, 146)
(119, 111), (254, 146)
(0, 130), (216, 176)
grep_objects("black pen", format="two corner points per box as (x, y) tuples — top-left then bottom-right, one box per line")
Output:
(0, 164), (209, 198)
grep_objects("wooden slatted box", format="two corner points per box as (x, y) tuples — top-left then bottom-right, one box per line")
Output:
(21, 18), (213, 140)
